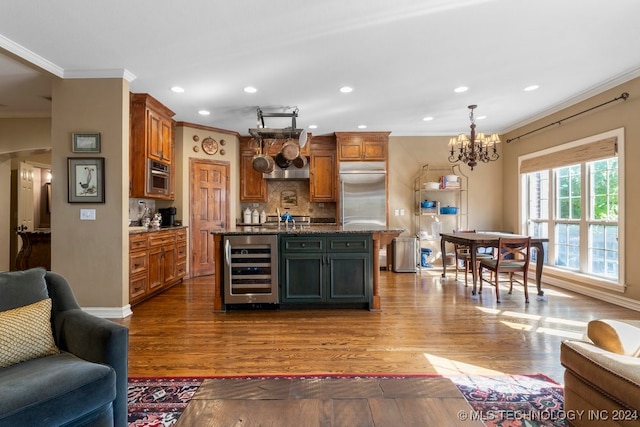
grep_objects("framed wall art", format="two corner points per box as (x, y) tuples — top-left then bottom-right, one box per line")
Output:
(280, 189), (298, 208)
(72, 132), (101, 153)
(68, 157), (105, 203)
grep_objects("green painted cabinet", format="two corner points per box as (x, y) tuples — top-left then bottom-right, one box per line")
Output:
(280, 234), (372, 305)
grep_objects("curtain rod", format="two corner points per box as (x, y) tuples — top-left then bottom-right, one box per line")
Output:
(506, 92), (629, 144)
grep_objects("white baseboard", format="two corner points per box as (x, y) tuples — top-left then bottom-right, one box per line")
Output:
(82, 305), (133, 319)
(541, 276), (640, 313)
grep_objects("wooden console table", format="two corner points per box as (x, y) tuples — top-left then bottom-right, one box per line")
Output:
(16, 230), (51, 270)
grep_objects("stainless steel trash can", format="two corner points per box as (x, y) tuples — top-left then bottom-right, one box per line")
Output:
(392, 237), (417, 273)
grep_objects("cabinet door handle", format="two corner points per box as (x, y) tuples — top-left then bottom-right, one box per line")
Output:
(224, 239), (231, 266)
(346, 242), (351, 247)
(301, 243), (306, 248)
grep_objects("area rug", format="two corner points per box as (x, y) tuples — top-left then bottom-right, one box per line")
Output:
(450, 374), (565, 427)
(128, 377), (203, 427)
(128, 374), (565, 427)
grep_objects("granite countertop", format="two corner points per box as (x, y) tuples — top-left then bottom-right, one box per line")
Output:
(213, 225), (404, 235)
(129, 225), (188, 234)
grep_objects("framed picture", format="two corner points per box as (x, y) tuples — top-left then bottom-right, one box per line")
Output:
(281, 189), (298, 208)
(68, 157), (105, 203)
(72, 132), (101, 153)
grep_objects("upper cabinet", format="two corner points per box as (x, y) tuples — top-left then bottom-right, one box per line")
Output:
(239, 137), (267, 202)
(309, 136), (337, 202)
(335, 132), (390, 161)
(130, 93), (176, 200)
(146, 108), (173, 164)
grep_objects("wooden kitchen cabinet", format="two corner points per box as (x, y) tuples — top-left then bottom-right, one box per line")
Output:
(148, 230), (177, 289)
(309, 136), (337, 202)
(128, 233), (149, 304)
(280, 234), (372, 306)
(239, 138), (267, 202)
(130, 93), (176, 200)
(335, 132), (390, 161)
(175, 228), (187, 278)
(129, 228), (187, 306)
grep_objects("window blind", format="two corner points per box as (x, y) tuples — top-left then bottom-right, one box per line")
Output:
(520, 137), (617, 174)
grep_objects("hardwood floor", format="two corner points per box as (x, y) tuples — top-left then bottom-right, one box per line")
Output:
(113, 270), (640, 384)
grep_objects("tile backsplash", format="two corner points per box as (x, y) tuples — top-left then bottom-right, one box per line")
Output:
(240, 180), (336, 221)
(128, 198), (156, 222)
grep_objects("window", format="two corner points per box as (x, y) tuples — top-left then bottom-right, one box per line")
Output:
(520, 129), (623, 286)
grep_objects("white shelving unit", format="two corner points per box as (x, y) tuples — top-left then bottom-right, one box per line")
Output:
(413, 164), (468, 270)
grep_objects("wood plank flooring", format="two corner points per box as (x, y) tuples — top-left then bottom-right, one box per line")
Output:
(112, 270), (640, 384)
(176, 376), (483, 427)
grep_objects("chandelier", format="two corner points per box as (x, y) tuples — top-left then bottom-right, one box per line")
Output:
(448, 104), (500, 170)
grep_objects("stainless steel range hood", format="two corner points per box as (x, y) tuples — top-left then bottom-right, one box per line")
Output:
(263, 161), (309, 179)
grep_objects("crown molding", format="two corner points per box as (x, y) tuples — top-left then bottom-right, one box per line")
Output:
(63, 68), (137, 82)
(502, 66), (640, 134)
(0, 34), (64, 77)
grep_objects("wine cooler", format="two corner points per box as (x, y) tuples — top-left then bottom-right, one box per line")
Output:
(223, 234), (278, 304)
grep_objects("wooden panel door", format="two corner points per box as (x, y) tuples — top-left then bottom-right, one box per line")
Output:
(362, 140), (387, 160)
(190, 159), (229, 277)
(239, 150), (267, 201)
(162, 243), (177, 286)
(147, 246), (163, 291)
(310, 150), (336, 202)
(17, 161), (35, 232)
(147, 109), (163, 161)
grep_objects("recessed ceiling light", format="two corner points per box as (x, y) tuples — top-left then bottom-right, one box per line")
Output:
(170, 86), (184, 93)
(340, 86), (353, 93)
(422, 116), (434, 122)
(308, 125), (318, 129)
(454, 86), (469, 93)
(476, 115), (487, 120)
(357, 124), (367, 129)
(524, 85), (540, 92)
(244, 86), (257, 93)
(198, 110), (210, 116)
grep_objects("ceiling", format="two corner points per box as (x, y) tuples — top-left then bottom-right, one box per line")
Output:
(1, 0), (640, 137)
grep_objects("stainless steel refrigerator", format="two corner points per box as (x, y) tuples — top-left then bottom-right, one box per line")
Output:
(339, 161), (387, 230)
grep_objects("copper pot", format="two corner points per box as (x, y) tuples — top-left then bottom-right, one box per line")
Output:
(281, 140), (300, 160)
(252, 154), (275, 173)
(291, 155), (308, 168)
(275, 152), (292, 168)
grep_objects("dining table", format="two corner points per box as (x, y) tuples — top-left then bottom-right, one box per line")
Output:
(439, 232), (549, 298)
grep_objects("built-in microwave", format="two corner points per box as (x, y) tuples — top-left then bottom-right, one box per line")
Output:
(147, 159), (170, 195)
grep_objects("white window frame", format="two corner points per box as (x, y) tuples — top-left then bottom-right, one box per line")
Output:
(518, 128), (625, 290)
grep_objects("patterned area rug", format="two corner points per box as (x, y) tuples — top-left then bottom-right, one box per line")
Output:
(450, 374), (565, 427)
(127, 374), (565, 427)
(128, 377), (203, 427)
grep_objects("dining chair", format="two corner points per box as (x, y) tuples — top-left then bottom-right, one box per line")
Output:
(453, 230), (493, 286)
(478, 237), (531, 303)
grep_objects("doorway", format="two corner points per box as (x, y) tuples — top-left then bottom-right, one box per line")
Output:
(189, 158), (229, 278)
(7, 154), (52, 270)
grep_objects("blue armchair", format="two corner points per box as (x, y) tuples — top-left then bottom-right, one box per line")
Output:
(0, 268), (129, 427)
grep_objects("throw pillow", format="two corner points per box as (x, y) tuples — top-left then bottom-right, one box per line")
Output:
(587, 319), (640, 357)
(0, 298), (60, 368)
(0, 267), (48, 311)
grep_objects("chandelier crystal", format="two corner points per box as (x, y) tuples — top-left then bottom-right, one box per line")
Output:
(448, 105), (500, 170)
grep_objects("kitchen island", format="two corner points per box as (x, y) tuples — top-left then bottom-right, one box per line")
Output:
(211, 226), (403, 311)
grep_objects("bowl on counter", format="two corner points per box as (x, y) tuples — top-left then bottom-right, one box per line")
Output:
(439, 206), (458, 215)
(421, 200), (435, 208)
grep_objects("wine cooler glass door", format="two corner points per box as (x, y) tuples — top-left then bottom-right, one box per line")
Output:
(224, 234), (278, 304)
